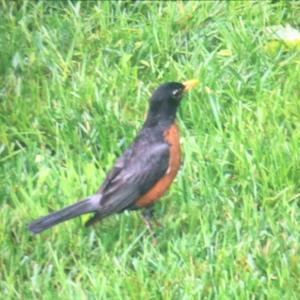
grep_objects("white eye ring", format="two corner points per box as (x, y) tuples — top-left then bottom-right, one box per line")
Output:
(172, 89), (181, 96)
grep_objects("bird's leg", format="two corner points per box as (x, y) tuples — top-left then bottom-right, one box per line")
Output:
(141, 206), (162, 233)
(141, 207), (158, 244)
(142, 206), (154, 232)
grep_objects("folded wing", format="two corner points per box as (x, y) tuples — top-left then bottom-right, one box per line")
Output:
(86, 142), (169, 225)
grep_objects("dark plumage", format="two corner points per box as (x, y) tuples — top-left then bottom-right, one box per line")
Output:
(28, 80), (198, 234)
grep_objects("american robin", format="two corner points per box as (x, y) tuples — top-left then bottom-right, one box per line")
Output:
(28, 80), (199, 234)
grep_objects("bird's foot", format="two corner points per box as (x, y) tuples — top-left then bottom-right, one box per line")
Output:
(141, 207), (162, 244)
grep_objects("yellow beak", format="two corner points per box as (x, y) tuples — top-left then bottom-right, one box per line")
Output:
(183, 79), (199, 92)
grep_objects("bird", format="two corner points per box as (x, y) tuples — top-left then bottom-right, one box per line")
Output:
(28, 79), (199, 234)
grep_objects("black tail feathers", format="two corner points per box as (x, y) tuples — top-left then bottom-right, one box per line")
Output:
(28, 195), (100, 234)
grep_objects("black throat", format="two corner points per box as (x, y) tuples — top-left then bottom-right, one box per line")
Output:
(143, 100), (178, 129)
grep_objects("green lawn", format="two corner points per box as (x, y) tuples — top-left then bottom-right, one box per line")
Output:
(1, 1), (300, 299)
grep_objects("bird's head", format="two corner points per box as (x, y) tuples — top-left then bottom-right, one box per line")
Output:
(146, 79), (199, 125)
(150, 79), (199, 106)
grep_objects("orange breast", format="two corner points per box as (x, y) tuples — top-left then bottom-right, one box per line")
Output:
(135, 123), (181, 207)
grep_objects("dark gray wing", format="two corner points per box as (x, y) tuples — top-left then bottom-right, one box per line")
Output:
(86, 142), (169, 225)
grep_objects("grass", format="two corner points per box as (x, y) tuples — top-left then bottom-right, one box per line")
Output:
(1, 1), (300, 299)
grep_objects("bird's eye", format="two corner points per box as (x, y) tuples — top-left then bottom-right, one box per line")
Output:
(172, 89), (181, 97)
